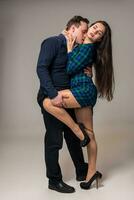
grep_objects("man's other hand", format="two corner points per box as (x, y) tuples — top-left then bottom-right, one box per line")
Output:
(51, 92), (63, 107)
(84, 66), (93, 77)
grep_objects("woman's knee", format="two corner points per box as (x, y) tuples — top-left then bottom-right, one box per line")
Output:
(43, 98), (51, 111)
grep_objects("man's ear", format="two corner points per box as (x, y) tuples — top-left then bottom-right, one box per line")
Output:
(72, 25), (75, 32)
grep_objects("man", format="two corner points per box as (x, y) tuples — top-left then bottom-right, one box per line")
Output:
(37, 16), (92, 193)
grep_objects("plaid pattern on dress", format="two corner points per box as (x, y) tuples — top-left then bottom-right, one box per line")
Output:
(67, 44), (95, 75)
(71, 82), (97, 107)
(66, 44), (97, 107)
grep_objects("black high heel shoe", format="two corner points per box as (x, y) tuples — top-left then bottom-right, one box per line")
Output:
(78, 123), (90, 147)
(80, 171), (102, 190)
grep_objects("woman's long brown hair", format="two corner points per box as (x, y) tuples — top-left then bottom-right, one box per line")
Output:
(91, 21), (115, 101)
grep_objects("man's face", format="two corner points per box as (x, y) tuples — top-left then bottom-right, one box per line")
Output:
(72, 21), (88, 44)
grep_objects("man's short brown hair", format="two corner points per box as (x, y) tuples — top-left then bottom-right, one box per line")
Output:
(66, 16), (89, 30)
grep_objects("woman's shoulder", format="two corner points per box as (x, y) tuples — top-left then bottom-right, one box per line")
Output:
(78, 43), (96, 54)
(80, 43), (95, 47)
(79, 43), (95, 50)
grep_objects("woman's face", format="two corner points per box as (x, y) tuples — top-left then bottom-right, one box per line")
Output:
(87, 22), (106, 43)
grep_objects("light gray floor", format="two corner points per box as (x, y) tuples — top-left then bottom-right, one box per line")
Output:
(0, 127), (134, 200)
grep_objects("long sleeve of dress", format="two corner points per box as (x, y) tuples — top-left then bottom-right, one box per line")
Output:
(66, 44), (94, 75)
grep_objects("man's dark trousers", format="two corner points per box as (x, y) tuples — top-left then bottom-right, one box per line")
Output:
(38, 100), (87, 184)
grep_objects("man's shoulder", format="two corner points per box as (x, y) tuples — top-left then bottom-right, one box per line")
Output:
(41, 34), (64, 46)
(42, 35), (61, 43)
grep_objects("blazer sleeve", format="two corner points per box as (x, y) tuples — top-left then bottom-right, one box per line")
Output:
(36, 38), (59, 99)
(66, 45), (94, 75)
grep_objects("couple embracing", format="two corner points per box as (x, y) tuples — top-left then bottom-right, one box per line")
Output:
(37, 15), (114, 193)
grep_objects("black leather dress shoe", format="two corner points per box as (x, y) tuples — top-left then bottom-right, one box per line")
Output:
(48, 180), (75, 193)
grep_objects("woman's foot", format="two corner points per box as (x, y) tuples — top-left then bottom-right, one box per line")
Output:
(72, 123), (90, 147)
(78, 123), (91, 147)
(80, 171), (102, 190)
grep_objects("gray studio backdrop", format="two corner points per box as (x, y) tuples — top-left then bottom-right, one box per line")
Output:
(0, 0), (134, 138)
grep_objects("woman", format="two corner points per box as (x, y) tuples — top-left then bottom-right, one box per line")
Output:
(43, 21), (115, 189)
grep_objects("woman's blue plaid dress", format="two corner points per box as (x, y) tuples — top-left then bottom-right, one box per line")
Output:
(67, 43), (97, 107)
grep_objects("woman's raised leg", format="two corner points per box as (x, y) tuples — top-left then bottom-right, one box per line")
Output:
(43, 89), (86, 141)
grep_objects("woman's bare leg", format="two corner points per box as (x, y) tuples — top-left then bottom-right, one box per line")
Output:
(75, 107), (97, 181)
(43, 89), (85, 141)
